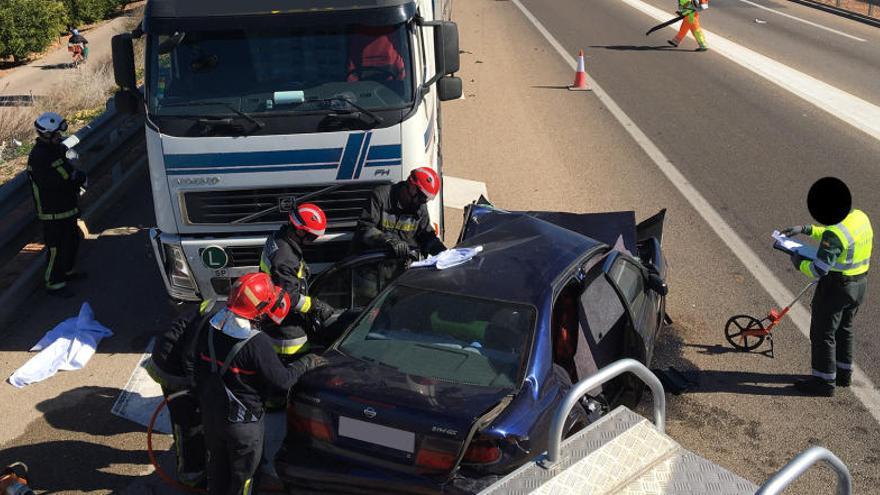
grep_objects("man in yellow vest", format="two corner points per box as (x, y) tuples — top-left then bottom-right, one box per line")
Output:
(780, 177), (872, 396)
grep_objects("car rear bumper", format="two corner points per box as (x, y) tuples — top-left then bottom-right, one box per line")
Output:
(276, 445), (498, 494)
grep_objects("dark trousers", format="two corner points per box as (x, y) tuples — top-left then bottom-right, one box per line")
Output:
(202, 411), (264, 495)
(164, 388), (206, 486)
(43, 217), (80, 289)
(809, 275), (867, 378)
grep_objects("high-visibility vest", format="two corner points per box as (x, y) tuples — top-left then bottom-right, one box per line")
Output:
(811, 209), (873, 276)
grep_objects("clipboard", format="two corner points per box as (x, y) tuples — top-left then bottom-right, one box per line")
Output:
(772, 231), (818, 260)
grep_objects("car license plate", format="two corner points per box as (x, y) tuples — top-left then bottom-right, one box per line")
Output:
(338, 416), (415, 453)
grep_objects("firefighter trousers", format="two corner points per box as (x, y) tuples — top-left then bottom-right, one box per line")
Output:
(809, 275), (867, 379)
(42, 216), (80, 290)
(164, 387), (206, 487)
(202, 411), (264, 495)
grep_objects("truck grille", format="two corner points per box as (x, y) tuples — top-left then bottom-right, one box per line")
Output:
(226, 242), (354, 268)
(183, 183), (386, 229)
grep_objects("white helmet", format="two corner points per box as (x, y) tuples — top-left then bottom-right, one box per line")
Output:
(34, 112), (68, 136)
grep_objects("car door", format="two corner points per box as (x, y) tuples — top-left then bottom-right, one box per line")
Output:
(601, 250), (654, 365)
(308, 251), (408, 344)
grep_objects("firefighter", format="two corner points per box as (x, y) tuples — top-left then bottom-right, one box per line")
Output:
(354, 167), (446, 259)
(28, 112), (86, 297)
(780, 177), (872, 396)
(144, 301), (218, 489)
(347, 25), (406, 82)
(668, 0), (709, 51)
(194, 273), (326, 495)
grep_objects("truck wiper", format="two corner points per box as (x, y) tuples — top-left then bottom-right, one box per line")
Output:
(314, 97), (383, 126)
(230, 184), (342, 224)
(159, 100), (265, 132)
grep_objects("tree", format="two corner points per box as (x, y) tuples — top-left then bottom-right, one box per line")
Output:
(62, 0), (118, 26)
(0, 0), (67, 63)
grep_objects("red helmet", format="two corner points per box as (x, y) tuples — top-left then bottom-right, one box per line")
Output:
(267, 286), (291, 325)
(408, 167), (440, 202)
(227, 272), (277, 320)
(289, 203), (327, 237)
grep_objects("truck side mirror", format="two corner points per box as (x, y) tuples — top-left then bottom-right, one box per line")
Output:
(434, 21), (460, 76)
(647, 273), (668, 296)
(437, 76), (462, 101)
(112, 33), (137, 91)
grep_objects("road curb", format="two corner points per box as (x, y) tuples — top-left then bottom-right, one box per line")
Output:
(785, 0), (880, 28)
(0, 156), (147, 329)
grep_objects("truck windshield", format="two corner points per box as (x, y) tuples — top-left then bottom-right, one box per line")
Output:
(146, 23), (414, 131)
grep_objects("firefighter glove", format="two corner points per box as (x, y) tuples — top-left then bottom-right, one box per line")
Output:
(386, 238), (411, 259)
(311, 298), (336, 323)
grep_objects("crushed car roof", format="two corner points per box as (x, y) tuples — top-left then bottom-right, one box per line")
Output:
(398, 207), (607, 305)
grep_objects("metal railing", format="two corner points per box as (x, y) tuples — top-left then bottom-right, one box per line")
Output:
(543, 358), (666, 467)
(757, 446), (852, 495)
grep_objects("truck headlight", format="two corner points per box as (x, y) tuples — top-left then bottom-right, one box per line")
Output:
(163, 243), (196, 290)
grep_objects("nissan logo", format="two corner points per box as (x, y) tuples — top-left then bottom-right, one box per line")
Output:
(363, 407), (377, 419)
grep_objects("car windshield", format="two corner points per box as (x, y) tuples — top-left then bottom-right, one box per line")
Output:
(339, 286), (535, 389)
(146, 23), (414, 118)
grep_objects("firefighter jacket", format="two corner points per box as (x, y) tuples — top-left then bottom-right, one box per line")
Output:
(145, 309), (206, 391)
(799, 209), (872, 278)
(193, 310), (316, 421)
(260, 226), (313, 314)
(27, 140), (84, 221)
(354, 182), (446, 256)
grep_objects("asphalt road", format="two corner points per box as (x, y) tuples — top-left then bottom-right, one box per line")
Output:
(1, 0), (879, 493)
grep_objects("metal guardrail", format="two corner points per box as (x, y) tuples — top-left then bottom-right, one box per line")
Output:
(543, 358), (666, 467)
(757, 446), (852, 495)
(0, 99), (143, 261)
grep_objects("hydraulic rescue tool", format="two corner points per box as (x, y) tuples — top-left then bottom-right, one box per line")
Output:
(724, 281), (817, 357)
(1, 462), (33, 495)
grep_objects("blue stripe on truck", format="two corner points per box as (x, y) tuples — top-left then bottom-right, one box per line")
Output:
(165, 148), (343, 169)
(366, 145), (403, 161)
(335, 133), (366, 180)
(167, 164), (338, 175)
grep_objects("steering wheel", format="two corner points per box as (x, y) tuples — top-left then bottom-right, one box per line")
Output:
(348, 66), (400, 82)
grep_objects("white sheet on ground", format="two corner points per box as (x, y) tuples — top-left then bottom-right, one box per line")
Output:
(8, 302), (113, 388)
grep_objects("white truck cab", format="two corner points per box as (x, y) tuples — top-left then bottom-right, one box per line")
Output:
(112, 0), (461, 301)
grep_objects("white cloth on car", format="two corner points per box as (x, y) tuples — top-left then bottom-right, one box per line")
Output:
(410, 245), (484, 270)
(8, 302), (113, 388)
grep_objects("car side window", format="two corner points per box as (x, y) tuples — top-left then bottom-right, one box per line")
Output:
(608, 257), (646, 318)
(310, 258), (406, 310)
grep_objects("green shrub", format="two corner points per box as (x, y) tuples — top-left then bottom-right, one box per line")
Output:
(0, 0), (67, 63)
(63, 0), (118, 26)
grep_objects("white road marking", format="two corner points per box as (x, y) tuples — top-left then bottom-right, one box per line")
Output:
(111, 338), (172, 434)
(619, 0), (880, 142)
(510, 0), (880, 426)
(737, 0), (866, 42)
(444, 175), (489, 209)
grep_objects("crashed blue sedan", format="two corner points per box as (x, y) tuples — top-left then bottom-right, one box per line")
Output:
(277, 204), (668, 494)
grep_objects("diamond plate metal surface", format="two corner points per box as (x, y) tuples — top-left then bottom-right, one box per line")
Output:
(477, 407), (759, 495)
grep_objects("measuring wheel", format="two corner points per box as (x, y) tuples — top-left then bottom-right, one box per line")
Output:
(724, 314), (766, 351)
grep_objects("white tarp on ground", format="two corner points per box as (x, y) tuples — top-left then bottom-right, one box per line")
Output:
(8, 302), (113, 388)
(111, 338), (171, 434)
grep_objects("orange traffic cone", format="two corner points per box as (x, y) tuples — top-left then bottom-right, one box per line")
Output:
(569, 49), (591, 91)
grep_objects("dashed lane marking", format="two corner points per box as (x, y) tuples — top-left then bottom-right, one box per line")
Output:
(111, 338), (171, 434)
(444, 175), (489, 209)
(511, 0), (880, 426)
(736, 0), (866, 42)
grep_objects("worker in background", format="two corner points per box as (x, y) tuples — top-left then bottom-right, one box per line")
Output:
(144, 301), (219, 489)
(780, 177), (872, 397)
(347, 26), (405, 82)
(668, 0), (709, 51)
(354, 167), (446, 258)
(194, 273), (327, 495)
(27, 112), (86, 298)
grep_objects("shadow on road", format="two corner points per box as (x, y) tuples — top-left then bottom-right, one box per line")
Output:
(589, 44), (688, 52)
(38, 63), (75, 70)
(531, 85), (571, 90)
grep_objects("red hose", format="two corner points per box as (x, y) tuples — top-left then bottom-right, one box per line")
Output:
(147, 392), (207, 494)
